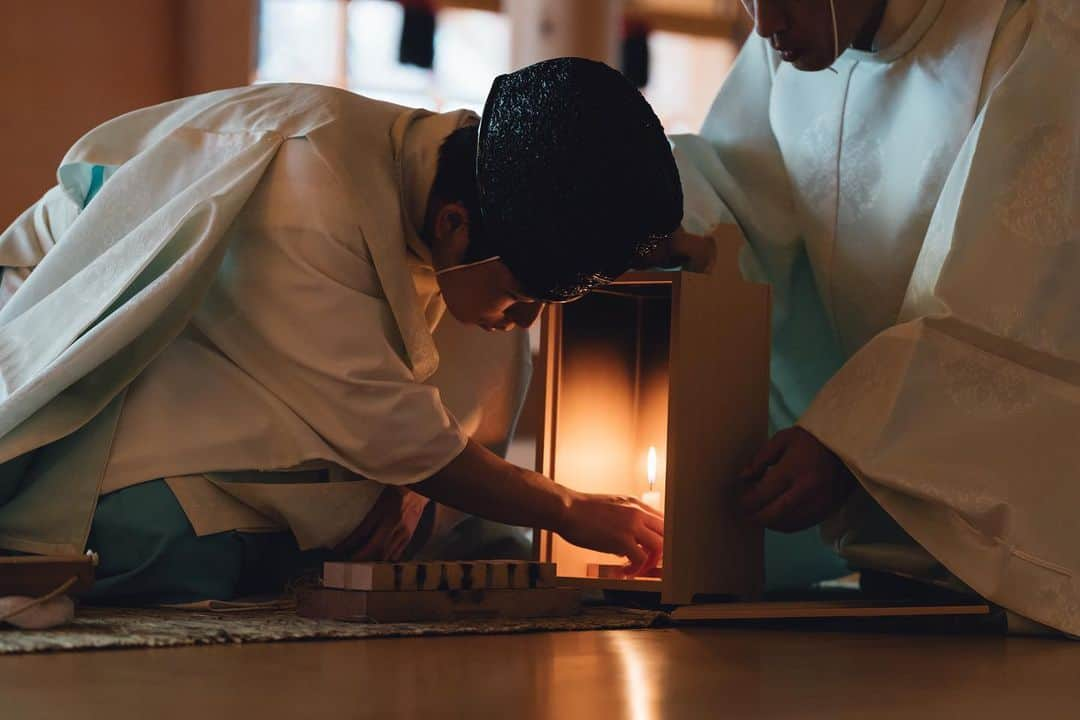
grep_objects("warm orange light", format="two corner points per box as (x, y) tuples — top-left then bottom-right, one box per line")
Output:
(646, 446), (657, 491)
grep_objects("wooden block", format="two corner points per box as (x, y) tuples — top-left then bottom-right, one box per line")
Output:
(587, 563), (663, 580)
(323, 562), (416, 591)
(421, 562), (463, 591)
(323, 562), (461, 591)
(0, 554), (96, 596)
(322, 561), (556, 591)
(669, 600), (993, 622)
(297, 586), (582, 623)
(321, 561), (557, 592)
(481, 561), (556, 589)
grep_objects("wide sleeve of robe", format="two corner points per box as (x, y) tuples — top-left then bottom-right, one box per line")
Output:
(797, 1), (1080, 634)
(0, 186), (79, 310)
(188, 138), (468, 488)
(671, 36), (847, 433)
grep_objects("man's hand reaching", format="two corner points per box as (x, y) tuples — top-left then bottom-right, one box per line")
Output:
(555, 493), (664, 577)
(738, 427), (856, 533)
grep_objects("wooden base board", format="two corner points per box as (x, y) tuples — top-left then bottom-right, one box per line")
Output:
(670, 600), (993, 622)
(297, 587), (582, 623)
(323, 561), (556, 592)
(586, 564), (663, 580)
(556, 576), (662, 593)
(0, 554), (96, 596)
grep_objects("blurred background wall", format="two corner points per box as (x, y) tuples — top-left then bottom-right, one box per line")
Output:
(0, 0), (256, 228)
(1, 0), (747, 229)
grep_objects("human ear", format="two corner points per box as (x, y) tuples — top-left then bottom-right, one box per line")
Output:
(433, 202), (472, 266)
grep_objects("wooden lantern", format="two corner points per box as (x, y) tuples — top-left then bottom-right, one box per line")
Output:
(534, 231), (770, 604)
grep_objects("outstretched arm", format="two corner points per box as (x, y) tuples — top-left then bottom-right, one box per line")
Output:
(412, 439), (664, 576)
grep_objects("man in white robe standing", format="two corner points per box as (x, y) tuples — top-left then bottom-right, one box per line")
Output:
(675, 0), (1079, 634)
(0, 58), (676, 602)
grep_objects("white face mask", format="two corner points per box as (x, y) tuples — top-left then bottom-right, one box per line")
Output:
(739, 0), (842, 68)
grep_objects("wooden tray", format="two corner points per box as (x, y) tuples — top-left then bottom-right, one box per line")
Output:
(0, 554), (97, 596)
(670, 599), (992, 622)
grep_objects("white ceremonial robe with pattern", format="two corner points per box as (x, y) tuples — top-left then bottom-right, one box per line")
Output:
(674, 0), (1080, 633)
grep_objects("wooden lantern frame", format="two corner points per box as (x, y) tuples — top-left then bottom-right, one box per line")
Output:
(533, 232), (770, 605)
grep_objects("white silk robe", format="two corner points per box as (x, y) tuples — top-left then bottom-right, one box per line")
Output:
(0, 85), (530, 555)
(674, 0), (1080, 633)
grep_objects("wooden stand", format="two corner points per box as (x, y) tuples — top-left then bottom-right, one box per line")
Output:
(587, 564), (662, 580)
(670, 600), (993, 622)
(535, 229), (770, 605)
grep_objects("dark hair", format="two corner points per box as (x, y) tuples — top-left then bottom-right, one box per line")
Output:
(427, 123), (493, 262)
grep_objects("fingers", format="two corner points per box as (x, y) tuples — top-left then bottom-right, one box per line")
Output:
(739, 464), (792, 516)
(638, 525), (663, 563)
(625, 499), (665, 539)
(621, 542), (649, 577)
(739, 429), (795, 483)
(641, 511), (664, 537)
(753, 485), (815, 533)
(625, 498), (665, 537)
(620, 520), (665, 578)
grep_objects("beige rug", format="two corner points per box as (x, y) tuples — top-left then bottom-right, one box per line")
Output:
(0, 606), (662, 655)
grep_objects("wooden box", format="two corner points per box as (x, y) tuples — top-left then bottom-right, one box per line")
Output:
(534, 233), (770, 605)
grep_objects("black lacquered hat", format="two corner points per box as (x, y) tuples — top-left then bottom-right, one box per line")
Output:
(476, 57), (683, 302)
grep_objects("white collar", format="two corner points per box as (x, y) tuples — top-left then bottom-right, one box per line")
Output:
(394, 108), (479, 266)
(874, 0), (930, 51)
(845, 0), (945, 64)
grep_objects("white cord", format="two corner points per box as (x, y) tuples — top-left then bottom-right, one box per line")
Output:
(828, 0), (841, 70)
(434, 255), (502, 277)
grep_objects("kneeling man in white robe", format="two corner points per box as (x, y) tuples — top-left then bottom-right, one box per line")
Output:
(0, 59), (676, 603)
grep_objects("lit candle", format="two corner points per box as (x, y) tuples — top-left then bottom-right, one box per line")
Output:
(642, 446), (662, 510)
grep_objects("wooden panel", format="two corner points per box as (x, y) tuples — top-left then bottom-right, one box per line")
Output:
(297, 587), (581, 623)
(663, 228), (768, 604)
(556, 576), (661, 593)
(533, 302), (560, 561)
(671, 600), (993, 622)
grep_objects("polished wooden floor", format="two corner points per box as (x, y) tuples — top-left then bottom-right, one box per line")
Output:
(4, 626), (1079, 719)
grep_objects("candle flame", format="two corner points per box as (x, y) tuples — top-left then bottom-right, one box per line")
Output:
(647, 446), (657, 490)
